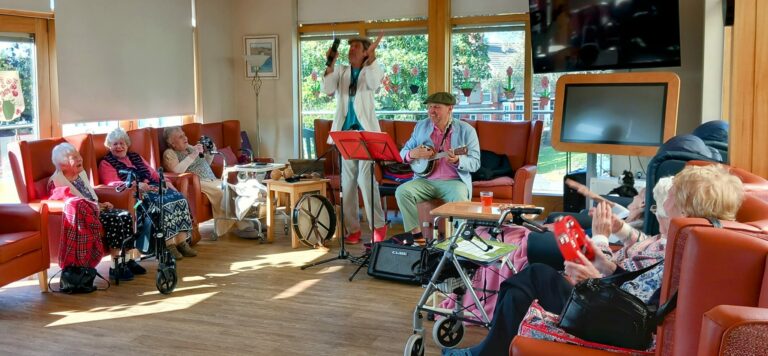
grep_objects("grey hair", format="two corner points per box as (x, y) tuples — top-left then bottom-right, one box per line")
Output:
(105, 127), (131, 148)
(652, 176), (674, 218)
(51, 142), (78, 171)
(163, 126), (184, 145)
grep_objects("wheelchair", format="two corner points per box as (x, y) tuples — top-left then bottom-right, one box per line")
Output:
(404, 206), (544, 356)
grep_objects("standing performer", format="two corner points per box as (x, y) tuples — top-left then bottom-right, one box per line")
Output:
(323, 33), (387, 244)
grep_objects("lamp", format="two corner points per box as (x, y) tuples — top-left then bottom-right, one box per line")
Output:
(244, 55), (268, 157)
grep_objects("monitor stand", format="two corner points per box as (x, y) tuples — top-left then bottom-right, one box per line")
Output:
(585, 153), (597, 210)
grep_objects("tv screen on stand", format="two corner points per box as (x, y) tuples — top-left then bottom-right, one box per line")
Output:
(529, 0), (681, 73)
(551, 72), (680, 157)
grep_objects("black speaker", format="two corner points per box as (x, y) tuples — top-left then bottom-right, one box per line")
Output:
(563, 169), (587, 213)
(367, 243), (424, 285)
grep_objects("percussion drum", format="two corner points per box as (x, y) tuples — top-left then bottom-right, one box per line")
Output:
(292, 194), (337, 248)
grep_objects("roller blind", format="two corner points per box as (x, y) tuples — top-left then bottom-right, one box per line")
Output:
(298, 0), (427, 24)
(0, 0), (51, 12)
(452, 0), (529, 17)
(56, 0), (194, 123)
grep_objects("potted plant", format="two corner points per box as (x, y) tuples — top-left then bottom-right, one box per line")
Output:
(502, 66), (516, 100)
(538, 76), (551, 109)
(409, 66), (420, 94)
(460, 67), (475, 98)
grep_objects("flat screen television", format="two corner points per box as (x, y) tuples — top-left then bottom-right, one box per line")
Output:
(529, 0), (681, 73)
(551, 72), (680, 156)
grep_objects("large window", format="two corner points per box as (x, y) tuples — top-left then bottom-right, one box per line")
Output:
(450, 24), (526, 121)
(0, 23), (46, 203)
(299, 27), (428, 158)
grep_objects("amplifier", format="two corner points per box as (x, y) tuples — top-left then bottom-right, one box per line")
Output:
(367, 243), (425, 285)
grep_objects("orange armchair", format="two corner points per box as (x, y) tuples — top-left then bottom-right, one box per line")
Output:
(510, 195), (768, 355)
(8, 135), (132, 261)
(149, 120), (242, 227)
(0, 204), (49, 292)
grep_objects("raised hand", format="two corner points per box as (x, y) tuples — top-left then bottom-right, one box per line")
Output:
(365, 31), (384, 66)
(591, 201), (613, 237)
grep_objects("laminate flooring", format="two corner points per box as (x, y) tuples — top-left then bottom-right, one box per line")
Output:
(0, 217), (488, 356)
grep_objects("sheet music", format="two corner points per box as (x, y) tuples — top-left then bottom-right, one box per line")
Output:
(435, 238), (517, 263)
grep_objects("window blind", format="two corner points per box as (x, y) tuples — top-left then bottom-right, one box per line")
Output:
(0, 0), (51, 13)
(298, 0), (427, 25)
(56, 0), (194, 123)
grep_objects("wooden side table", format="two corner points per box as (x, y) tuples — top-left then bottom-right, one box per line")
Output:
(265, 178), (329, 248)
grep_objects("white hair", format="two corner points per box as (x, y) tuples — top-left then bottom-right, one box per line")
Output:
(105, 127), (131, 148)
(163, 126), (183, 145)
(51, 142), (77, 171)
(652, 176), (674, 218)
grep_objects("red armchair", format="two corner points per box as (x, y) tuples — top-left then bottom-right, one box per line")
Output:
(8, 135), (132, 262)
(0, 204), (50, 292)
(510, 195), (768, 355)
(149, 120), (242, 227)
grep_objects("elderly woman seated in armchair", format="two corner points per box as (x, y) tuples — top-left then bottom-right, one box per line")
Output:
(162, 126), (251, 237)
(444, 164), (744, 356)
(98, 128), (197, 260)
(48, 143), (139, 281)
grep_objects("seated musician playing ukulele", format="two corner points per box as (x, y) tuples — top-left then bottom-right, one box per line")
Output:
(395, 92), (481, 245)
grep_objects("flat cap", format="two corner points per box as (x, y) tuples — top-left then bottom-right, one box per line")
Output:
(424, 92), (457, 105)
(347, 36), (372, 48)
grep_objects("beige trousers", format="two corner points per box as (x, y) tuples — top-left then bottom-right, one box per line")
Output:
(200, 179), (236, 236)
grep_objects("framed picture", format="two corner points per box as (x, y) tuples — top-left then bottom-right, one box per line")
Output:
(244, 35), (279, 79)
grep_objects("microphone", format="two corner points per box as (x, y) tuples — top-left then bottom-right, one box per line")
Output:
(325, 38), (341, 67)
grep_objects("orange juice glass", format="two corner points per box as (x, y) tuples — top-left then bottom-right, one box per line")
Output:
(480, 191), (493, 207)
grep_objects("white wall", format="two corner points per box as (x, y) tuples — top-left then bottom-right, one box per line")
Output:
(701, 0), (724, 122)
(196, 0), (237, 123)
(231, 0), (298, 162)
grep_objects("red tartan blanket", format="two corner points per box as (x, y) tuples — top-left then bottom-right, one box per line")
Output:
(59, 197), (105, 268)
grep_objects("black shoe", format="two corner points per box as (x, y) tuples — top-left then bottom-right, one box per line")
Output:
(109, 265), (134, 281)
(126, 259), (147, 275)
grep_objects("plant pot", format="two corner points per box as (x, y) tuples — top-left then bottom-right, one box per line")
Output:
(461, 88), (473, 98)
(504, 90), (516, 100)
(409, 84), (419, 94)
(539, 97), (550, 109)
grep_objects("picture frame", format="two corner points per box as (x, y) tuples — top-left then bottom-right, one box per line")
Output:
(244, 35), (279, 79)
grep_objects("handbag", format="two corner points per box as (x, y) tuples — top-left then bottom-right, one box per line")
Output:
(49, 265), (109, 294)
(558, 261), (677, 350)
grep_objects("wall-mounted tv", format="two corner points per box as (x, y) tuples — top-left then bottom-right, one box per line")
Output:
(551, 72), (680, 156)
(529, 0), (681, 73)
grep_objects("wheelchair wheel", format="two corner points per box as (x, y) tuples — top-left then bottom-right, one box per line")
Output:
(433, 317), (464, 348)
(292, 194), (336, 248)
(404, 334), (425, 356)
(156, 263), (177, 295)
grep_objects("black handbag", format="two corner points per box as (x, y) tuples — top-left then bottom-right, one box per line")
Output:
(49, 266), (109, 294)
(558, 261), (677, 350)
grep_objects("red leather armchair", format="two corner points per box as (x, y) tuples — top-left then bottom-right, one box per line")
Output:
(0, 204), (49, 292)
(687, 160), (768, 203)
(510, 195), (768, 355)
(149, 120), (242, 227)
(8, 135), (131, 261)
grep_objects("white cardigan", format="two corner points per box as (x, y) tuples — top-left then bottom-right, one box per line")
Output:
(49, 170), (98, 201)
(322, 60), (384, 144)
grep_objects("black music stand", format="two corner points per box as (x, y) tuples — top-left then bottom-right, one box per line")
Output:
(335, 131), (402, 281)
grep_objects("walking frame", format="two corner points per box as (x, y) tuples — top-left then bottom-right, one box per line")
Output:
(405, 206), (546, 354)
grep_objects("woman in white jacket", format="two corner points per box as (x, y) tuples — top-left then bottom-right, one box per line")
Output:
(322, 34), (388, 244)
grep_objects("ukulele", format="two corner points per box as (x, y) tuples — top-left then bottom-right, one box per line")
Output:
(409, 146), (468, 177)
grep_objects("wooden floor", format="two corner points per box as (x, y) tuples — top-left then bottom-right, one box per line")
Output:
(0, 218), (486, 355)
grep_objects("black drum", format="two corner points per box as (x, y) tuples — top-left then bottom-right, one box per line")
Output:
(292, 194), (337, 248)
